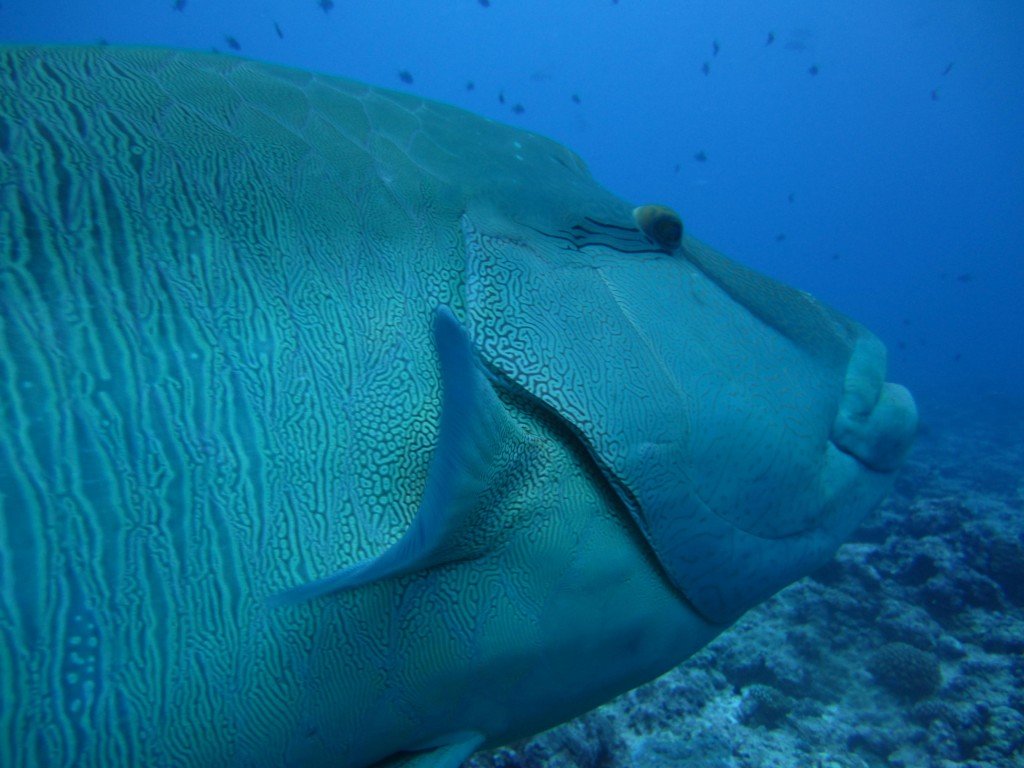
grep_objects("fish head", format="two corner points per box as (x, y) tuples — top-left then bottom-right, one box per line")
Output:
(462, 192), (917, 624)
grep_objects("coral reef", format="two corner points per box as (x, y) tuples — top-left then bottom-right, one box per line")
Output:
(868, 642), (941, 700)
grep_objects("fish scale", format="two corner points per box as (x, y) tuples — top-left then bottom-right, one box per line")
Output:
(0, 44), (915, 768)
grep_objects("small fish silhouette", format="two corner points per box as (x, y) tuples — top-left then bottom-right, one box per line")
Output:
(808, 64), (819, 76)
(701, 61), (710, 76)
(466, 81), (475, 91)
(512, 104), (525, 115)
(498, 90), (506, 104)
(942, 62), (953, 76)
(224, 36), (241, 51)
(479, 0), (490, 6)
(766, 32), (775, 45)
(571, 93), (581, 104)
(319, 0), (334, 13)
(788, 192), (795, 203)
(694, 150), (707, 162)
(712, 40), (720, 57)
(274, 22), (284, 39)
(398, 70), (414, 85)
(172, 0), (186, 10)
(775, 233), (786, 243)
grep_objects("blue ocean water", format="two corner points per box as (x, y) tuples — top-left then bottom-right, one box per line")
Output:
(1, 3), (1022, 767)
(3, 0), (1021, 405)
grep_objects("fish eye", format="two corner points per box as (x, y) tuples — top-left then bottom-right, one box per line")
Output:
(632, 204), (683, 251)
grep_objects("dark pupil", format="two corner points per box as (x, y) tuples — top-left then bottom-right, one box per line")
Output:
(654, 216), (681, 246)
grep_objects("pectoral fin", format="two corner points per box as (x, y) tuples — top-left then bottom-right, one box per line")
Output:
(271, 306), (536, 607)
(372, 732), (486, 768)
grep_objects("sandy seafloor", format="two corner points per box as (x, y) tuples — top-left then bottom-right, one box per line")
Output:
(467, 392), (1024, 768)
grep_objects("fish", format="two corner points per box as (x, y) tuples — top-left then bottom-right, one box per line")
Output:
(0, 45), (917, 768)
(274, 21), (284, 39)
(224, 35), (241, 51)
(398, 69), (414, 84)
(694, 149), (708, 162)
(766, 31), (775, 45)
(702, 60), (710, 75)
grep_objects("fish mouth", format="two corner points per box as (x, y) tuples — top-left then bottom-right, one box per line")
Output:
(830, 335), (918, 474)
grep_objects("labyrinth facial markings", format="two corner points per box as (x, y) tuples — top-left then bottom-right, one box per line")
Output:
(524, 216), (668, 256)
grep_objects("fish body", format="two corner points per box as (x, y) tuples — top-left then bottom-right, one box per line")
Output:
(0, 46), (916, 768)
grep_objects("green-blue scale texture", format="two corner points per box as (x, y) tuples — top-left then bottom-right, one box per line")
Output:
(0, 46), (916, 768)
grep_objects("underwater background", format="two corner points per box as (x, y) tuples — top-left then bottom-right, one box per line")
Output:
(1, 2), (1021, 767)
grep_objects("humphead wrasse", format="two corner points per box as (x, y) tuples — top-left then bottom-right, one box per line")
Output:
(0, 46), (917, 768)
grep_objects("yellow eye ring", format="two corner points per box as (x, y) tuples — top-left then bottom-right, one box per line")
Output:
(632, 204), (683, 251)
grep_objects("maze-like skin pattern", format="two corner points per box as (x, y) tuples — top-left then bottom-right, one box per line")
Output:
(0, 45), (914, 767)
